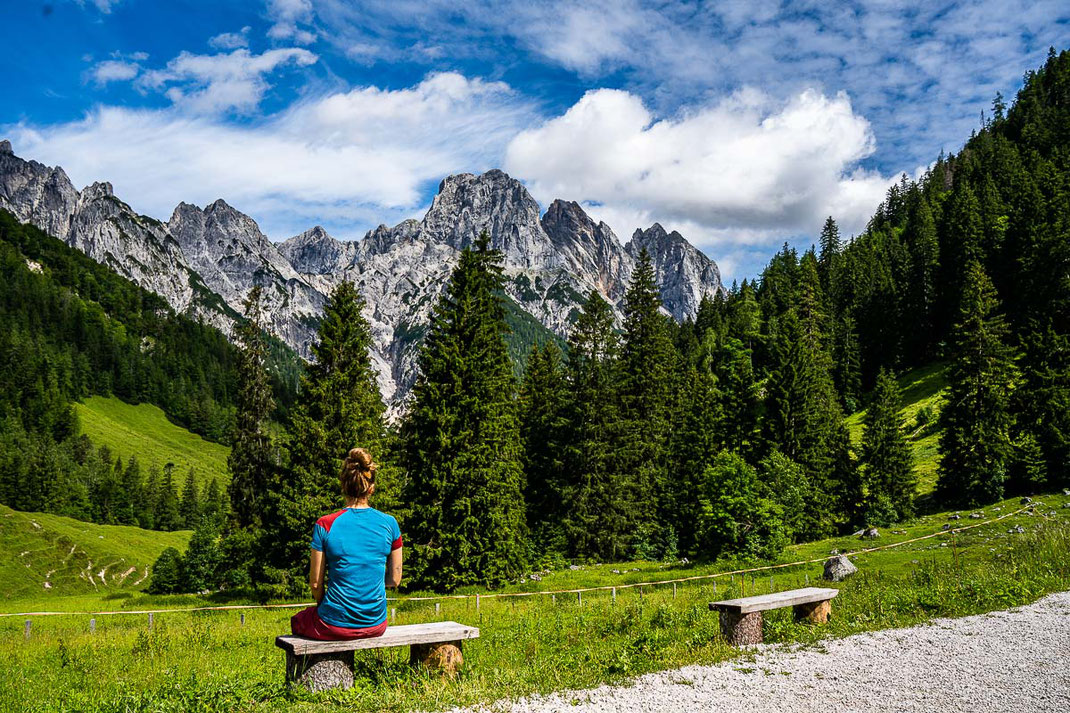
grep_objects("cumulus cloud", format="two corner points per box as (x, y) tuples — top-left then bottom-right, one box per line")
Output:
(505, 87), (895, 246)
(134, 48), (318, 114)
(4, 72), (534, 240)
(208, 27), (251, 50)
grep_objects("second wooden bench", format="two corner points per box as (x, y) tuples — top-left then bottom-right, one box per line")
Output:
(709, 587), (838, 645)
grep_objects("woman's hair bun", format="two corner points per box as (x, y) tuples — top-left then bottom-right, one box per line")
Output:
(340, 447), (377, 500)
(347, 447), (374, 469)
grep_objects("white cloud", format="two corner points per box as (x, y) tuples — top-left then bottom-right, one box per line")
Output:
(134, 48), (318, 114)
(208, 27), (251, 50)
(505, 87), (895, 248)
(90, 59), (140, 85)
(4, 72), (534, 241)
(267, 0), (317, 45)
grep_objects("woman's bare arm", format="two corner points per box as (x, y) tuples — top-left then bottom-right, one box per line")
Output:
(385, 547), (403, 589)
(309, 549), (326, 604)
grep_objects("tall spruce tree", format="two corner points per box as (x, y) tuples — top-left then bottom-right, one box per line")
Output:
(270, 280), (388, 590)
(936, 261), (1018, 507)
(618, 248), (677, 556)
(156, 463), (181, 531)
(859, 369), (916, 525)
(179, 468), (200, 529)
(401, 232), (528, 590)
(226, 285), (277, 531)
(904, 190), (940, 360)
(562, 291), (628, 561)
(518, 342), (570, 554)
(817, 216), (842, 299)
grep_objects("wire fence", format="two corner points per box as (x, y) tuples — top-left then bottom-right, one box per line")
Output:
(0, 504), (1034, 620)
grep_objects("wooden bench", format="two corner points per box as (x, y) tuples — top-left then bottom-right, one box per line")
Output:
(709, 587), (838, 645)
(275, 621), (480, 692)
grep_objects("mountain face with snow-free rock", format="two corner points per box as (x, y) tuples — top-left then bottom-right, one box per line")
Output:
(0, 140), (724, 408)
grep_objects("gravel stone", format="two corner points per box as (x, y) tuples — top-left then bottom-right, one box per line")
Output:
(459, 592), (1070, 713)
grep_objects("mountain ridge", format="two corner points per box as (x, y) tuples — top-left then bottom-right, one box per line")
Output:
(0, 141), (724, 406)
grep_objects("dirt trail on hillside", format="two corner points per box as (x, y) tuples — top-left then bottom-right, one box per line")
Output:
(466, 591), (1070, 713)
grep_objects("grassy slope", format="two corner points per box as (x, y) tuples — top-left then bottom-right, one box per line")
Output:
(0, 504), (190, 603)
(75, 395), (230, 492)
(0, 492), (1066, 713)
(846, 363), (948, 496)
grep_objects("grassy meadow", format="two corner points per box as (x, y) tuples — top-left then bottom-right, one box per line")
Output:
(75, 395), (231, 492)
(1, 492), (1068, 712)
(0, 504), (190, 603)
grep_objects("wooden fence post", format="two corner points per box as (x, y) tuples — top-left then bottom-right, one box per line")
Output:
(24, 620), (30, 640)
(612, 588), (616, 605)
(672, 582), (677, 599)
(240, 613), (245, 626)
(90, 618), (96, 634)
(148, 613), (153, 632)
(577, 591), (582, 606)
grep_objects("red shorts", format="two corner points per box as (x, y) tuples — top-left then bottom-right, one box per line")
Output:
(290, 606), (388, 641)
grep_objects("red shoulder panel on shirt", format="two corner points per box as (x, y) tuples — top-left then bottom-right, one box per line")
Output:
(316, 509), (348, 533)
(391, 536), (403, 551)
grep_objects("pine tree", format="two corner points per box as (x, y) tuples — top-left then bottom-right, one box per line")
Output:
(270, 280), (388, 589)
(562, 291), (628, 561)
(226, 285), (277, 531)
(182, 519), (222, 593)
(118, 456), (141, 526)
(401, 232), (528, 590)
(859, 369), (916, 525)
(832, 314), (863, 413)
(201, 477), (223, 526)
(618, 248), (677, 556)
(936, 261), (1019, 507)
(140, 465), (160, 530)
(904, 191), (940, 360)
(147, 547), (183, 595)
(518, 342), (570, 554)
(817, 216), (842, 300)
(156, 463), (181, 531)
(179, 468), (200, 529)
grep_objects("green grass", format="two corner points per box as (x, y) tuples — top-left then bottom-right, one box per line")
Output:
(0, 505), (190, 603)
(846, 363), (948, 496)
(75, 395), (231, 492)
(1, 492), (1067, 712)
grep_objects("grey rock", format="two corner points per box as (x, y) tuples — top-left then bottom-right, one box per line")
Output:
(969, 513), (983, 519)
(823, 554), (858, 582)
(1020, 497), (1033, 504)
(942, 523), (952, 531)
(862, 528), (880, 539)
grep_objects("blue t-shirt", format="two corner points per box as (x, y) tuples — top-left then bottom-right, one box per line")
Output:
(310, 507), (402, 629)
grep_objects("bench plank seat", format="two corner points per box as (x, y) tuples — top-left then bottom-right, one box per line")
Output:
(276, 621), (479, 656)
(708, 586), (839, 614)
(709, 587), (839, 645)
(276, 621), (479, 691)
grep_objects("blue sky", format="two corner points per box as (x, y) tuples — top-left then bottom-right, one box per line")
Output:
(2, 0), (1066, 281)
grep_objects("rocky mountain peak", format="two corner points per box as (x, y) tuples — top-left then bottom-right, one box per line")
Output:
(82, 181), (115, 201)
(0, 140), (12, 155)
(279, 225), (351, 275)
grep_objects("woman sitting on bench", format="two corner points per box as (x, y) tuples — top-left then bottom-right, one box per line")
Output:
(291, 447), (403, 640)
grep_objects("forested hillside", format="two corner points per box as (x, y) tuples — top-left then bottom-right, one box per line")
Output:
(0, 212), (300, 530)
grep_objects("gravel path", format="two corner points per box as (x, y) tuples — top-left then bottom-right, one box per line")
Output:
(470, 591), (1070, 713)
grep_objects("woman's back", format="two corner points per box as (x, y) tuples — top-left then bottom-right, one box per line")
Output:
(312, 506), (402, 629)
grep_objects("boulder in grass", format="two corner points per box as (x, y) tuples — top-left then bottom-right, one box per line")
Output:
(1020, 497), (1033, 504)
(823, 554), (858, 582)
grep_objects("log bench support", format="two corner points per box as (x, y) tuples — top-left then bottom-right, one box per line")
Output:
(276, 621), (479, 692)
(710, 587), (838, 646)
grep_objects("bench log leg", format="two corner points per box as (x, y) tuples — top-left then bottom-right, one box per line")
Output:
(285, 650), (354, 692)
(719, 611), (763, 645)
(793, 599), (831, 624)
(410, 640), (464, 677)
